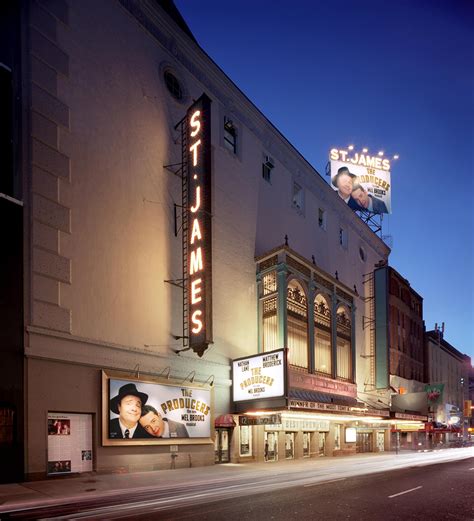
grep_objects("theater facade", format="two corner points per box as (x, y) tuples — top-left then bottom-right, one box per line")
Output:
(0, 0), (408, 481)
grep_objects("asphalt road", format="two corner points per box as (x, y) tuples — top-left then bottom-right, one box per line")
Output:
(148, 458), (474, 521)
(1, 452), (473, 520)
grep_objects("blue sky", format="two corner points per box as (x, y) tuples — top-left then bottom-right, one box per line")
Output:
(175, 0), (474, 359)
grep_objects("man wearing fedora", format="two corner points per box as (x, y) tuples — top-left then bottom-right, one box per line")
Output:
(109, 383), (150, 439)
(332, 167), (363, 211)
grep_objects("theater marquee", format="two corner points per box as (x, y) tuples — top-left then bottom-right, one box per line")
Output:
(232, 349), (286, 402)
(186, 94), (213, 356)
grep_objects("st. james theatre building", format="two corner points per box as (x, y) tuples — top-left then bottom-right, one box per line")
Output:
(1, 0), (400, 481)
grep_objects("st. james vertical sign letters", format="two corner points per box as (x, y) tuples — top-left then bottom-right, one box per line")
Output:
(186, 94), (212, 356)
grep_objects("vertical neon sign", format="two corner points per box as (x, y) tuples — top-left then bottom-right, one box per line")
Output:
(186, 94), (212, 356)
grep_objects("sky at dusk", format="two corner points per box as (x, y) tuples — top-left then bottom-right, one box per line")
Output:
(175, 0), (474, 359)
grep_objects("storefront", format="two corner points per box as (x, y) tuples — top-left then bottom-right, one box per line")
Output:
(389, 412), (428, 451)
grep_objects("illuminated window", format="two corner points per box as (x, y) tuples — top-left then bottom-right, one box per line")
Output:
(224, 117), (236, 153)
(261, 271), (278, 352)
(287, 280), (308, 368)
(292, 182), (304, 211)
(262, 296), (278, 352)
(163, 70), (183, 100)
(262, 271), (277, 296)
(336, 304), (352, 380)
(318, 208), (326, 230)
(314, 294), (332, 375)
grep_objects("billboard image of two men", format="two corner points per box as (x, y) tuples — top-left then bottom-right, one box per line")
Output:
(331, 160), (391, 214)
(108, 379), (211, 440)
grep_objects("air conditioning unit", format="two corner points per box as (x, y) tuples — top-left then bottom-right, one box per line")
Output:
(264, 155), (275, 169)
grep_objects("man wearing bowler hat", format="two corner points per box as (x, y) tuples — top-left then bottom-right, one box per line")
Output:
(332, 167), (363, 211)
(109, 383), (150, 439)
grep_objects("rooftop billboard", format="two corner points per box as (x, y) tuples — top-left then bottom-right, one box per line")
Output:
(329, 148), (392, 214)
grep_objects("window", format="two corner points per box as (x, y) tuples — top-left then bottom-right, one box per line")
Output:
(287, 280), (308, 368)
(261, 271), (278, 352)
(339, 227), (348, 249)
(262, 155), (274, 183)
(0, 64), (14, 197)
(224, 117), (236, 154)
(262, 163), (272, 182)
(163, 70), (183, 100)
(318, 208), (327, 230)
(336, 305), (352, 380)
(314, 294), (332, 375)
(359, 246), (366, 262)
(292, 182), (304, 211)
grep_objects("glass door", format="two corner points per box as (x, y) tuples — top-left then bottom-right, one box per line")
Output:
(264, 431), (278, 462)
(303, 432), (310, 457)
(318, 432), (326, 456)
(214, 428), (231, 463)
(285, 432), (294, 459)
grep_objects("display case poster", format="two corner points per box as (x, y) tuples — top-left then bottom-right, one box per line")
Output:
(47, 413), (93, 475)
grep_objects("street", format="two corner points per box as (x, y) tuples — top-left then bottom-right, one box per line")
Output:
(1, 449), (473, 520)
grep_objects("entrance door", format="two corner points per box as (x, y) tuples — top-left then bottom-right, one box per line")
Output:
(318, 432), (326, 456)
(376, 431), (385, 452)
(214, 428), (230, 463)
(264, 431), (278, 462)
(285, 432), (294, 459)
(356, 432), (373, 453)
(303, 432), (310, 457)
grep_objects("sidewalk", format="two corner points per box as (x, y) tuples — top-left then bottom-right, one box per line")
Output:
(0, 448), (472, 514)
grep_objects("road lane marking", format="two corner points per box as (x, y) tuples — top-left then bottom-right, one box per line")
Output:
(388, 486), (422, 498)
(304, 478), (346, 487)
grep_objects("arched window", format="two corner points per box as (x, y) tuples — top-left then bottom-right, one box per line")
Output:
(314, 294), (332, 375)
(336, 304), (352, 380)
(287, 280), (308, 368)
(261, 271), (278, 352)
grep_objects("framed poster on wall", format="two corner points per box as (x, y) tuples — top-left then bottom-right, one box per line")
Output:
(102, 371), (214, 446)
(47, 412), (93, 475)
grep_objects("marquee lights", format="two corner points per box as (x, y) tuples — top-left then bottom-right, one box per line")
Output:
(186, 95), (213, 356)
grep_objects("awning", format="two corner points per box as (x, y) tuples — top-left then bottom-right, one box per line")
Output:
(289, 389), (358, 407)
(214, 414), (236, 428)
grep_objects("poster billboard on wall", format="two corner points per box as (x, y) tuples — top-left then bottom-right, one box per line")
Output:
(103, 373), (212, 445)
(329, 148), (392, 214)
(232, 349), (286, 402)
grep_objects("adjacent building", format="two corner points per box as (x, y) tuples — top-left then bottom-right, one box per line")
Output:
(424, 329), (471, 445)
